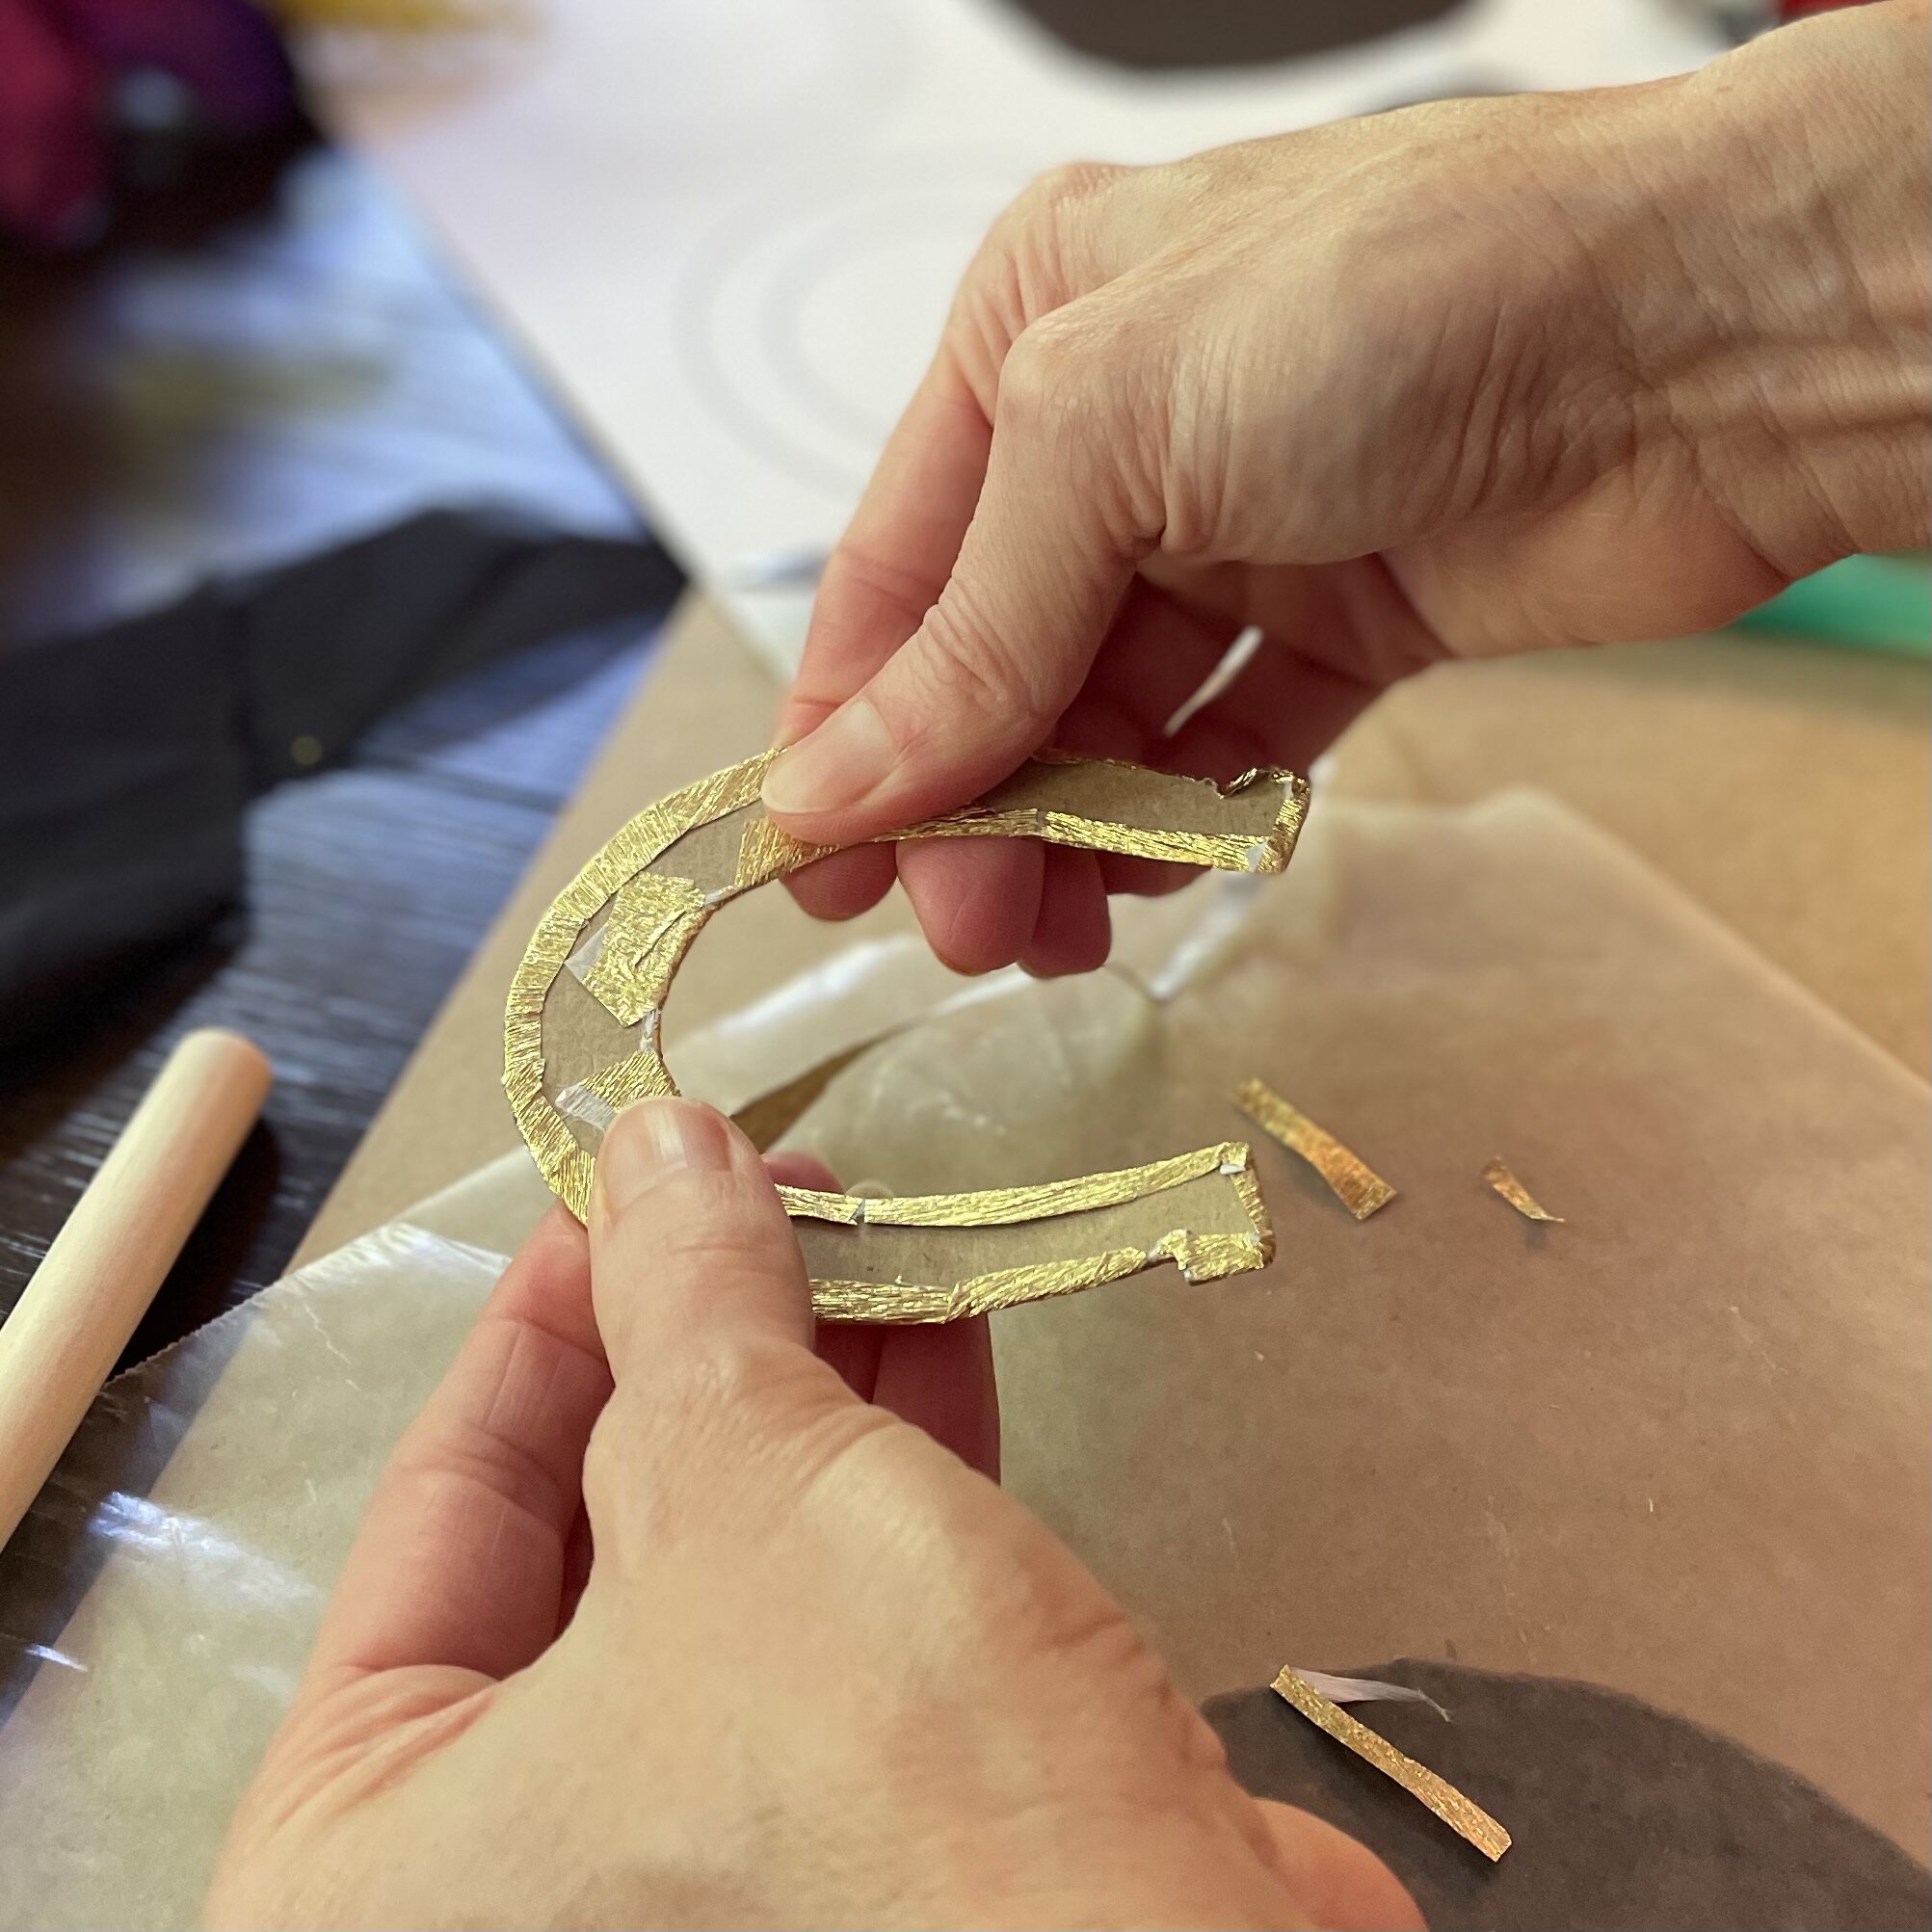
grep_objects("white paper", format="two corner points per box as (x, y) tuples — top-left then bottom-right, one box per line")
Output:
(314, 0), (1720, 675)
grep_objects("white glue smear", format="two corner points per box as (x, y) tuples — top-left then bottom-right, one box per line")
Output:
(1291, 1669), (1450, 1721)
(1164, 624), (1264, 738)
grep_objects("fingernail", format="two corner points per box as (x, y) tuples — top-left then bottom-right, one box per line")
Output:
(596, 1098), (732, 1213)
(761, 699), (895, 818)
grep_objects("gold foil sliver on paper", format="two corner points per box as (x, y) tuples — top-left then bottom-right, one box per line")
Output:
(1234, 1083), (1572, 1234)
(1232, 1079), (1395, 1221)
(505, 752), (1308, 1320)
(1271, 1668), (1511, 1864)
(1483, 1158), (1564, 1224)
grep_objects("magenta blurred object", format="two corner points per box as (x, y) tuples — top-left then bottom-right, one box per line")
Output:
(0, 0), (295, 247)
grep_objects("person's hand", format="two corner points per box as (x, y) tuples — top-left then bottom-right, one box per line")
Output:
(208, 1098), (1417, 1930)
(763, 0), (1929, 976)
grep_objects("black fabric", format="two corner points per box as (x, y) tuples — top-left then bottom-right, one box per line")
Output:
(0, 511), (677, 1045)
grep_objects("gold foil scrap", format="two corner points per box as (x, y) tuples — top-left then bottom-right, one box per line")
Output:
(582, 873), (707, 1025)
(1482, 1157), (1564, 1224)
(1271, 1668), (1510, 1863)
(1233, 1078), (1395, 1221)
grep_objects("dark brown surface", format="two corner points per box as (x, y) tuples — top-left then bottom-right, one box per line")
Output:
(1207, 1663), (1932, 1931)
(0, 139), (676, 1369)
(998, 0), (1471, 70)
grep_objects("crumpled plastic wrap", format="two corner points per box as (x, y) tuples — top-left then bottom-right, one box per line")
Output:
(1, 791), (1927, 1928)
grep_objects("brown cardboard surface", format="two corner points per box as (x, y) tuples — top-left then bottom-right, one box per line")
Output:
(1326, 634), (1931, 1074)
(769, 791), (1930, 1853)
(300, 598), (1930, 1264)
(6, 791), (1925, 1928)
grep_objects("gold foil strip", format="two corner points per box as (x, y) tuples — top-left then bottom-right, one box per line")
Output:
(779, 1144), (1247, 1229)
(897, 760), (1309, 876)
(1232, 1078), (1396, 1221)
(735, 815), (834, 890)
(798, 1149), (1273, 1322)
(1271, 1668), (1511, 1863)
(582, 873), (706, 1026)
(1482, 1157), (1564, 1224)
(582, 1050), (675, 1118)
(269, 0), (516, 29)
(505, 754), (1306, 1310)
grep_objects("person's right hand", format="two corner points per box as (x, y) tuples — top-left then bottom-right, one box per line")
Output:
(763, 0), (1929, 977)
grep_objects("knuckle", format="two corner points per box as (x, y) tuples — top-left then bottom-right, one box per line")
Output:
(958, 161), (1133, 363)
(1019, 157), (1128, 224)
(996, 312), (1097, 430)
(620, 1169), (778, 1259)
(990, 159), (1125, 267)
(998, 304), (1169, 543)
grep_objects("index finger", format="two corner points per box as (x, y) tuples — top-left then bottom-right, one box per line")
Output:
(776, 349), (995, 925)
(776, 348), (992, 749)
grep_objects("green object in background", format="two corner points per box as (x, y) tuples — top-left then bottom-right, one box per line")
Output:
(1733, 553), (1931, 658)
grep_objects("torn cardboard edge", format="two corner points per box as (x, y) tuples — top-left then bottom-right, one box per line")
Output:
(1271, 1667), (1512, 1863)
(504, 751), (1307, 1320)
(1232, 1077), (1396, 1221)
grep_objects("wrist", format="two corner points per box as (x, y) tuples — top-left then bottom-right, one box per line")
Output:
(1604, 3), (1930, 571)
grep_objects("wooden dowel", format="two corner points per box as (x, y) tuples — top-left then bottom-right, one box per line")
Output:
(0, 1028), (271, 1553)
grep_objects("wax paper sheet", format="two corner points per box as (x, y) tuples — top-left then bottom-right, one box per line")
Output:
(0, 791), (1926, 1930)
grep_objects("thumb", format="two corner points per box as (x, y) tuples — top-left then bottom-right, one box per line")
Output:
(589, 1098), (814, 1383)
(761, 305), (1149, 845)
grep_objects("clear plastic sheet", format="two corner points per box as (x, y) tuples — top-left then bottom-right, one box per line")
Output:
(1, 792), (1926, 1927)
(0, 877), (1232, 1929)
(0, 1206), (527, 1930)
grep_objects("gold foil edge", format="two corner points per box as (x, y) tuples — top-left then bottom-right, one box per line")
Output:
(1233, 1078), (1395, 1222)
(736, 815), (834, 890)
(1270, 1667), (1511, 1864)
(895, 761), (1309, 876)
(779, 1143), (1243, 1229)
(799, 1147), (1270, 1322)
(808, 1220), (1268, 1326)
(1482, 1157), (1564, 1224)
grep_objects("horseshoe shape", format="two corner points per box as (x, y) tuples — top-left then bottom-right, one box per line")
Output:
(505, 750), (1308, 1321)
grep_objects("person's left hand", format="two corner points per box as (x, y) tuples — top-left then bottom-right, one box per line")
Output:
(209, 1098), (1416, 1929)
